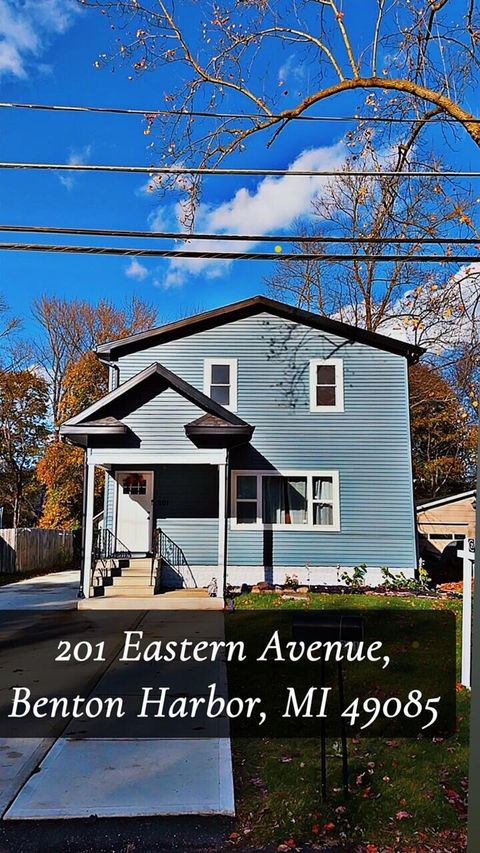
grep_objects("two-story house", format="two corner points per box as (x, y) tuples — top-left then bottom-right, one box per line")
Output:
(60, 295), (423, 603)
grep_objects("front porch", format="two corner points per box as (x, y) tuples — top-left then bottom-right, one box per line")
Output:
(80, 452), (228, 603)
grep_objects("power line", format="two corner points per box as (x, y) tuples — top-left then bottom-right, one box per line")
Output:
(0, 242), (477, 263)
(1, 224), (479, 245)
(2, 161), (480, 178)
(0, 99), (479, 125)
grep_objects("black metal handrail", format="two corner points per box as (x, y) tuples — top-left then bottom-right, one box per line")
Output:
(151, 527), (196, 589)
(91, 528), (132, 587)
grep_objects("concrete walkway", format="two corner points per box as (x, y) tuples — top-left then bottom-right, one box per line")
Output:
(0, 570), (79, 610)
(0, 572), (235, 822)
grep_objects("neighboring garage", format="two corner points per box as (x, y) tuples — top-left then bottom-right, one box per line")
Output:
(417, 490), (476, 582)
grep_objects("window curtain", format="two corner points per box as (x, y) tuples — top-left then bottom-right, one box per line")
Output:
(313, 477), (333, 525)
(263, 477), (307, 524)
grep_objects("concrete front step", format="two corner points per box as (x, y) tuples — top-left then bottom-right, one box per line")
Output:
(79, 596), (224, 610)
(156, 589), (210, 599)
(113, 575), (153, 586)
(103, 585), (154, 597)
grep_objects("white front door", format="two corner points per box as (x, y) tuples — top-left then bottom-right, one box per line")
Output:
(115, 471), (153, 554)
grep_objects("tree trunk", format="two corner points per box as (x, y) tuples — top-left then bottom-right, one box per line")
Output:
(13, 474), (22, 528)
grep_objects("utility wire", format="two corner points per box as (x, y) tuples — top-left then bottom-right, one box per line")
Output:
(0, 242), (477, 262)
(1, 224), (479, 245)
(1, 161), (480, 178)
(0, 99), (479, 124)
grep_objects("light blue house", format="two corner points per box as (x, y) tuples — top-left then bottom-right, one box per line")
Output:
(60, 296), (423, 601)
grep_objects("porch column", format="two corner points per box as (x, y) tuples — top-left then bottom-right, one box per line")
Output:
(218, 462), (226, 597)
(81, 461), (96, 599)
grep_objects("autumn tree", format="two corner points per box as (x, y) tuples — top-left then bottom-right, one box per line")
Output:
(409, 362), (477, 501)
(0, 293), (21, 369)
(37, 351), (109, 530)
(0, 370), (49, 527)
(266, 129), (480, 360)
(32, 295), (157, 427)
(86, 0), (480, 223)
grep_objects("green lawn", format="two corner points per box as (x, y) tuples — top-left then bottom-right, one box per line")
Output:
(229, 593), (468, 852)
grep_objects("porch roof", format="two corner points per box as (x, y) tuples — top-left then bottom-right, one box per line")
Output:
(60, 362), (254, 448)
(185, 413), (254, 449)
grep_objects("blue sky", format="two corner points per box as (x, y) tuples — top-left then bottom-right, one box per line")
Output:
(0, 0), (478, 338)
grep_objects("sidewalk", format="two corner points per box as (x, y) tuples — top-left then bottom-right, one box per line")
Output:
(0, 574), (235, 822)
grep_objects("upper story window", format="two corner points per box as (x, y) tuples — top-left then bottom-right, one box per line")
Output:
(309, 358), (344, 412)
(204, 358), (237, 411)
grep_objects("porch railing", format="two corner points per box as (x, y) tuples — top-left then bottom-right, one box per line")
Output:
(151, 527), (197, 589)
(91, 527), (132, 588)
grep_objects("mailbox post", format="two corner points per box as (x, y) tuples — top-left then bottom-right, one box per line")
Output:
(292, 614), (364, 800)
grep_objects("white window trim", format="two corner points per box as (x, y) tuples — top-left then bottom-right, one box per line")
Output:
(204, 357), (238, 412)
(230, 469), (340, 532)
(309, 358), (344, 412)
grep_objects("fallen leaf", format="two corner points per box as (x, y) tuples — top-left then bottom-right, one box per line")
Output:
(395, 810), (412, 820)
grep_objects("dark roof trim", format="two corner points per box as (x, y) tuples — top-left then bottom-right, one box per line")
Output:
(96, 295), (425, 364)
(60, 362), (250, 431)
(185, 413), (254, 449)
(416, 489), (476, 511)
(61, 423), (128, 436)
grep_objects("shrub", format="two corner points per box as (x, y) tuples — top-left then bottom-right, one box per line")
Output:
(340, 563), (367, 589)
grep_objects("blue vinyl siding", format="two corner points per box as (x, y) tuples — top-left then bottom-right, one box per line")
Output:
(155, 465), (219, 565)
(111, 312), (416, 570)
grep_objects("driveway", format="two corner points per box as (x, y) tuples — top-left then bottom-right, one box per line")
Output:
(0, 571), (235, 825)
(0, 570), (80, 610)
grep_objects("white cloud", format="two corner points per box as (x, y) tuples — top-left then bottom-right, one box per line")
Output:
(125, 259), (150, 281)
(158, 142), (348, 289)
(0, 0), (79, 79)
(278, 54), (305, 84)
(59, 145), (92, 191)
(336, 262), (480, 352)
(147, 204), (173, 233)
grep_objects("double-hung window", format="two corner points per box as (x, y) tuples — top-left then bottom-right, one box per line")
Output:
(309, 358), (344, 412)
(204, 358), (237, 411)
(232, 471), (340, 530)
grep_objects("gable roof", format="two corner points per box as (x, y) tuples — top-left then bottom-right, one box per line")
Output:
(416, 490), (476, 512)
(96, 295), (425, 364)
(60, 362), (251, 435)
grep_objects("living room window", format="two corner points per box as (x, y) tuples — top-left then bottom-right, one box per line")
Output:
(204, 358), (238, 411)
(232, 471), (340, 530)
(309, 358), (344, 412)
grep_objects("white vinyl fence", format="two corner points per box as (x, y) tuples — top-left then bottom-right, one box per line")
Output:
(0, 528), (74, 574)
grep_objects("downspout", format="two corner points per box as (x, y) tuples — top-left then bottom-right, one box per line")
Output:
(222, 434), (253, 599)
(110, 362), (120, 390)
(223, 449), (230, 598)
(406, 358), (420, 576)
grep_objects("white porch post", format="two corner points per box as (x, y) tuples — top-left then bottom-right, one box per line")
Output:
(82, 460), (96, 599)
(218, 462), (226, 597)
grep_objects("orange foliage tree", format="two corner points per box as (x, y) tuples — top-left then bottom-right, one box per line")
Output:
(0, 369), (49, 527)
(38, 352), (108, 530)
(409, 363), (477, 501)
(36, 296), (158, 530)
